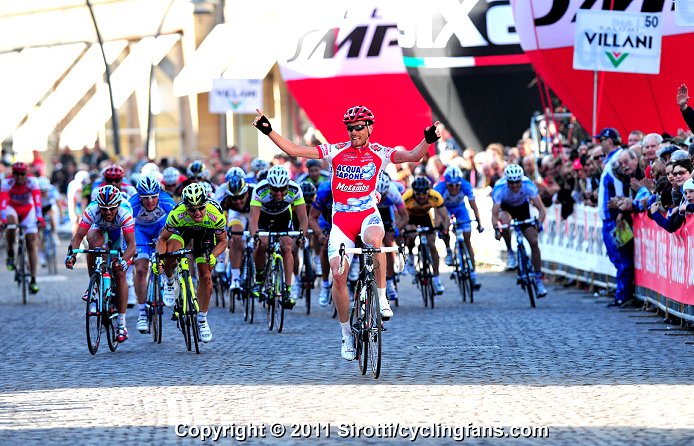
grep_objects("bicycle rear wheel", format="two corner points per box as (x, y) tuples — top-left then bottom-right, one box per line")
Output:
(274, 260), (285, 333)
(85, 273), (102, 355)
(303, 245), (312, 315)
(518, 248), (536, 308)
(367, 281), (382, 379)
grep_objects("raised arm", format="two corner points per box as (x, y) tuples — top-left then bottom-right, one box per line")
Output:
(253, 109), (320, 159)
(391, 121), (441, 164)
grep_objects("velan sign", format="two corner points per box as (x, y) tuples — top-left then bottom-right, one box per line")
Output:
(209, 79), (263, 114)
(573, 10), (662, 74)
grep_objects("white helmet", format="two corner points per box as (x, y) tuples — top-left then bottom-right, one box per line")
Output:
(376, 171), (391, 195)
(38, 176), (51, 192)
(162, 167), (180, 186)
(266, 165), (289, 188)
(201, 181), (213, 197)
(141, 162), (161, 180)
(225, 166), (245, 182)
(504, 164), (524, 182)
(250, 158), (269, 173)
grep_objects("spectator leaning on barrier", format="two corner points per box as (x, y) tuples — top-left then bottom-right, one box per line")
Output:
(596, 127), (634, 307)
(648, 160), (693, 232)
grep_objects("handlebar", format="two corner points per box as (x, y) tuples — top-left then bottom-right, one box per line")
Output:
(497, 218), (538, 230)
(155, 249), (193, 259)
(337, 243), (406, 275)
(68, 245), (120, 257)
(255, 230), (303, 238)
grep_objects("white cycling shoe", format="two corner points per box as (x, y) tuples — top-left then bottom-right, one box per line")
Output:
(380, 297), (393, 320)
(319, 285), (331, 307)
(433, 276), (445, 295)
(198, 320), (213, 343)
(163, 280), (177, 307)
(341, 334), (356, 361)
(136, 314), (148, 333)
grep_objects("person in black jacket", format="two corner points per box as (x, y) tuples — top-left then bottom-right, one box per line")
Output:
(677, 84), (694, 131)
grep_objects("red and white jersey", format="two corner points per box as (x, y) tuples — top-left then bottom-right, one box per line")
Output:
(316, 141), (395, 213)
(0, 176), (43, 221)
(79, 201), (135, 233)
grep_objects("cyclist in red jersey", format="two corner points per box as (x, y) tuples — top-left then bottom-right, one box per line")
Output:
(1, 162), (45, 294)
(254, 106), (440, 361)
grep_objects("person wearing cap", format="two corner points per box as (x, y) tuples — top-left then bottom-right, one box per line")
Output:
(657, 144), (678, 163)
(595, 127), (634, 307)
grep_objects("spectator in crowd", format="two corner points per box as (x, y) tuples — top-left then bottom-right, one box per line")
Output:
(677, 84), (694, 131)
(596, 127), (634, 307)
(641, 133), (661, 178)
(648, 160), (693, 232)
(657, 144), (678, 163)
(627, 130), (644, 147)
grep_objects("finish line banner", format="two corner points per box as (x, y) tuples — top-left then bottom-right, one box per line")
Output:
(633, 213), (694, 305)
(539, 204), (616, 276)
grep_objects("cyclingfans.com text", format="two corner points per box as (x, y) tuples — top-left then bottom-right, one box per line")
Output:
(175, 422), (550, 442)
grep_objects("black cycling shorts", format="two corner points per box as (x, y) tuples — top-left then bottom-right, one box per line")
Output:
(259, 209), (293, 232)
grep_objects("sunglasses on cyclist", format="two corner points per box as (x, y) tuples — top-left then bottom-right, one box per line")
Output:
(508, 180), (522, 185)
(346, 124), (367, 132)
(13, 172), (27, 176)
(105, 178), (122, 184)
(270, 186), (287, 193)
(140, 195), (158, 200)
(186, 205), (206, 214)
(230, 194), (246, 201)
(99, 205), (119, 212)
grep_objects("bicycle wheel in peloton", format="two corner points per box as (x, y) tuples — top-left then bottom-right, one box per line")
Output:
(184, 273), (200, 354)
(17, 244), (27, 305)
(303, 245), (312, 315)
(85, 273), (102, 355)
(105, 288), (119, 352)
(367, 281), (382, 378)
(274, 260), (285, 333)
(264, 268), (275, 331)
(148, 275), (163, 344)
(425, 249), (436, 309)
(453, 242), (467, 303)
(352, 280), (368, 375)
(461, 242), (474, 304)
(418, 249), (428, 308)
(178, 273), (193, 351)
(518, 248), (536, 308)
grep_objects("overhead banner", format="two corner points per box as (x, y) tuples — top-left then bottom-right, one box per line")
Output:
(573, 10), (662, 74)
(633, 213), (694, 305)
(398, 0), (541, 149)
(511, 0), (694, 137)
(209, 79), (262, 114)
(539, 204), (617, 276)
(675, 0), (694, 26)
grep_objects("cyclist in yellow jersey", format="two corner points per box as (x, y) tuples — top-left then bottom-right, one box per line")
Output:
(153, 183), (227, 343)
(401, 176), (450, 294)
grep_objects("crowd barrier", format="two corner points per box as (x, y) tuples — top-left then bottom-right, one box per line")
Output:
(468, 192), (693, 322)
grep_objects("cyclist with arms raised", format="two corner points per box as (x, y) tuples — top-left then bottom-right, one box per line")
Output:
(491, 164), (548, 297)
(65, 185), (137, 342)
(253, 106), (440, 361)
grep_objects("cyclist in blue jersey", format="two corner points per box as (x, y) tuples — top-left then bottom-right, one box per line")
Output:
(308, 180), (333, 306)
(434, 166), (483, 289)
(376, 172), (408, 301)
(491, 164), (548, 297)
(129, 176), (176, 332)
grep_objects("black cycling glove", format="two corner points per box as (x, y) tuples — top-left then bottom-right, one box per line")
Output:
(424, 124), (439, 144)
(254, 115), (273, 135)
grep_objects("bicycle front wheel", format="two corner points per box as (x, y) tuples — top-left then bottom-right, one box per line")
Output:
(352, 280), (368, 376)
(367, 281), (382, 379)
(85, 273), (102, 355)
(148, 274), (163, 344)
(18, 245), (27, 305)
(425, 249), (436, 309)
(184, 273), (200, 354)
(105, 291), (119, 352)
(303, 246), (312, 315)
(518, 248), (536, 308)
(274, 259), (285, 333)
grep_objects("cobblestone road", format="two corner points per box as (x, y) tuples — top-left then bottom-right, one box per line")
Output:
(0, 241), (693, 445)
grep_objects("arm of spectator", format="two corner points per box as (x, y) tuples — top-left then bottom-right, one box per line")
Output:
(677, 84), (694, 131)
(650, 207), (685, 232)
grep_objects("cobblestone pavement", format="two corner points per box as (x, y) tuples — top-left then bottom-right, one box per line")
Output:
(0, 241), (693, 445)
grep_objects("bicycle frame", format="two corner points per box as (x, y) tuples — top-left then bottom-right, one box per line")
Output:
(6, 224), (29, 304)
(498, 217), (539, 308)
(403, 226), (437, 308)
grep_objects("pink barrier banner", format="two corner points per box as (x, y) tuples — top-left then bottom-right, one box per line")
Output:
(633, 213), (694, 305)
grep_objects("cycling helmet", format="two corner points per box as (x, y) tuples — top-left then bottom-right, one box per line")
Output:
(225, 166), (245, 182)
(12, 162), (28, 174)
(38, 177), (51, 191)
(411, 176), (431, 194)
(103, 164), (125, 180)
(343, 105), (375, 124)
(201, 181), (213, 198)
(300, 180), (316, 198)
(376, 171), (391, 195)
(266, 165), (290, 188)
(306, 159), (321, 169)
(141, 162), (160, 178)
(186, 160), (207, 179)
(162, 167), (180, 186)
(181, 183), (208, 207)
(96, 185), (122, 207)
(137, 175), (161, 196)
(227, 174), (248, 197)
(250, 158), (269, 173)
(443, 166), (464, 184)
(504, 164), (524, 182)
